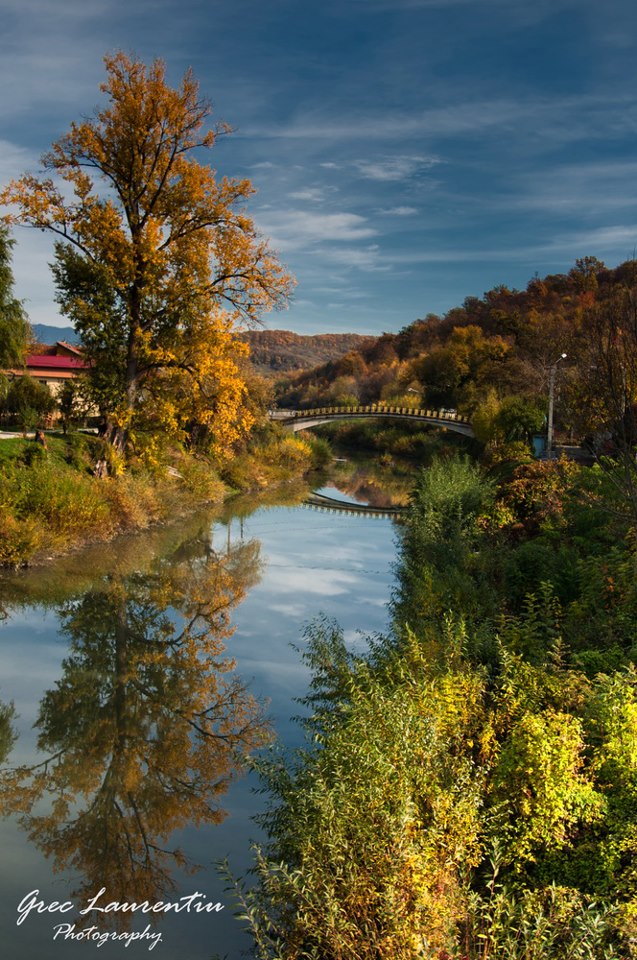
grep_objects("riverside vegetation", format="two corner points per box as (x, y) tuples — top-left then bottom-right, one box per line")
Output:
(231, 259), (637, 960)
(231, 453), (637, 960)
(0, 424), (330, 568)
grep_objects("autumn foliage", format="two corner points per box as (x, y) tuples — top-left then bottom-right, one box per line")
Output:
(1, 53), (293, 457)
(276, 257), (636, 444)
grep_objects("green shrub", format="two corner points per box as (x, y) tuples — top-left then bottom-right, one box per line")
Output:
(462, 881), (622, 960)
(0, 512), (43, 566)
(177, 457), (225, 502)
(5, 375), (55, 420)
(220, 452), (255, 491)
(19, 462), (111, 539)
(221, 432), (317, 490)
(238, 624), (488, 960)
(100, 474), (159, 530)
(301, 432), (332, 469)
(64, 432), (91, 471)
(20, 442), (46, 467)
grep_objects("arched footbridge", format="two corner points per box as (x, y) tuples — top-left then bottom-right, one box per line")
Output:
(269, 404), (474, 437)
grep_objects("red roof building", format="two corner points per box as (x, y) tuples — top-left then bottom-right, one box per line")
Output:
(37, 339), (83, 358)
(6, 341), (90, 396)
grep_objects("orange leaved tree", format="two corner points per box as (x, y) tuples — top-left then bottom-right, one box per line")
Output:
(1, 53), (293, 456)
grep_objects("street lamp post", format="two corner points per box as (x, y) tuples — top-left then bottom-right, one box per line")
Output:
(546, 352), (567, 459)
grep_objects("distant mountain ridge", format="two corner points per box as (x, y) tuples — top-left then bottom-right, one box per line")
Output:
(33, 324), (81, 345)
(32, 324), (376, 373)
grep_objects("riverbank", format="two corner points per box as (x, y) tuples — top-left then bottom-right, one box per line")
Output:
(0, 427), (329, 568)
(237, 453), (637, 959)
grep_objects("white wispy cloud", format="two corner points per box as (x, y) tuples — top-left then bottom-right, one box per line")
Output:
(255, 209), (377, 250)
(243, 100), (511, 141)
(375, 223), (637, 268)
(9, 230), (61, 326)
(321, 245), (391, 272)
(244, 93), (637, 150)
(0, 0), (176, 123)
(0, 140), (40, 185)
(511, 161), (637, 215)
(344, 0), (584, 23)
(547, 225), (637, 254)
(0, 141), (63, 324)
(288, 186), (335, 201)
(380, 205), (419, 216)
(355, 155), (440, 181)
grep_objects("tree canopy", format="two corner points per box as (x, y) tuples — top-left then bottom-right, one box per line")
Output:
(1, 53), (293, 455)
(0, 226), (31, 370)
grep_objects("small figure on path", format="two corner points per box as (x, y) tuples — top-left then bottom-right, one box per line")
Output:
(35, 429), (47, 449)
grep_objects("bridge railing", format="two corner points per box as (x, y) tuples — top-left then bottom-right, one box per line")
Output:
(280, 404), (469, 423)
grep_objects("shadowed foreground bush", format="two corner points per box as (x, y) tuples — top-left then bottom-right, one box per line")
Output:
(229, 456), (637, 960)
(232, 621), (633, 960)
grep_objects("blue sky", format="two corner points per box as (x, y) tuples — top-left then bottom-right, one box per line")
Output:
(2, 0), (637, 335)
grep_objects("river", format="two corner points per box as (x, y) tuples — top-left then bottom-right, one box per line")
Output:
(0, 462), (410, 959)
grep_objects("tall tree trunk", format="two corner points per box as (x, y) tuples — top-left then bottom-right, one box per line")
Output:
(106, 326), (141, 456)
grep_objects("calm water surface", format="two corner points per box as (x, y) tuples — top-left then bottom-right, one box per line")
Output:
(0, 468), (404, 959)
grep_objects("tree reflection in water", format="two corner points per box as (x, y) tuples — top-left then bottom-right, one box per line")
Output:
(0, 700), (16, 767)
(0, 534), (267, 918)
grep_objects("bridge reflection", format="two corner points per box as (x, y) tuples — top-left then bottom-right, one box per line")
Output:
(303, 491), (406, 520)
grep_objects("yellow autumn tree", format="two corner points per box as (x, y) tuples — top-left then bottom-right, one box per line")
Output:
(1, 53), (293, 456)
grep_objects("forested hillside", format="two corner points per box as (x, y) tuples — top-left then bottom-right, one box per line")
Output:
(276, 257), (636, 452)
(241, 329), (376, 374)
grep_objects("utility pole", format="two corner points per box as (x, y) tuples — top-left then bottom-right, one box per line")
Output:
(546, 353), (567, 459)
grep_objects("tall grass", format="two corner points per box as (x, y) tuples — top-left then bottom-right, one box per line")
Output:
(221, 430), (328, 491)
(0, 425), (322, 567)
(0, 435), (227, 567)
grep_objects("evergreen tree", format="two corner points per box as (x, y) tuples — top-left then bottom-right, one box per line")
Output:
(0, 226), (31, 369)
